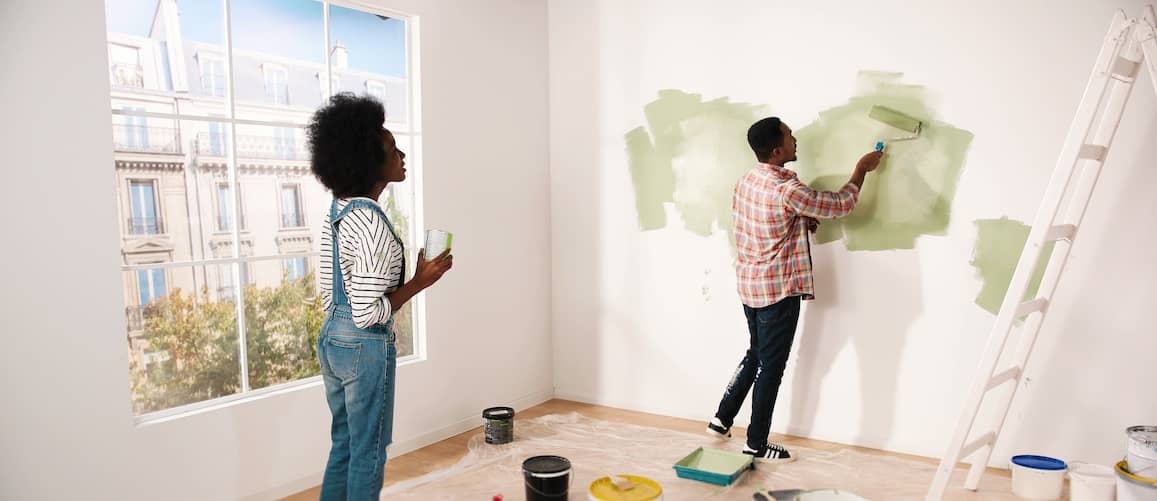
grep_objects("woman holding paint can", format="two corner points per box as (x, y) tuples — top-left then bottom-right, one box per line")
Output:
(307, 93), (453, 501)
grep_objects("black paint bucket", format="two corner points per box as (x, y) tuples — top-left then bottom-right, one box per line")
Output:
(483, 406), (514, 444)
(522, 455), (571, 501)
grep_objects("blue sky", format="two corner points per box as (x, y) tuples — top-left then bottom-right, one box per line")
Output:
(104, 0), (405, 77)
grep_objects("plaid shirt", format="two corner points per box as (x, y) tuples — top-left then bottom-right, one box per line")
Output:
(733, 163), (860, 307)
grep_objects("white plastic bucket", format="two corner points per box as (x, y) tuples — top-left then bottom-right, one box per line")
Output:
(1115, 460), (1157, 501)
(1069, 462), (1117, 501)
(1010, 455), (1068, 500)
(1127, 426), (1157, 478)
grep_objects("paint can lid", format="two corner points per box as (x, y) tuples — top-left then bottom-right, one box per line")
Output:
(1127, 425), (1157, 446)
(1012, 455), (1067, 471)
(483, 406), (515, 419)
(523, 455), (571, 476)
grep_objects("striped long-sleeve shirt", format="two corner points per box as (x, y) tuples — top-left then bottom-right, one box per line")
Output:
(733, 163), (860, 308)
(320, 198), (406, 328)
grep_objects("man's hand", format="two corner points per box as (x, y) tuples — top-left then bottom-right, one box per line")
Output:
(850, 150), (885, 189)
(856, 151), (884, 173)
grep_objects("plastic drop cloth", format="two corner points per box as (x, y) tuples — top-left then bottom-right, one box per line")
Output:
(380, 413), (1023, 500)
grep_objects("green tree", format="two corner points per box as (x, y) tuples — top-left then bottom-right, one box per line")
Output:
(383, 192), (415, 358)
(129, 264), (415, 415)
(129, 273), (324, 414)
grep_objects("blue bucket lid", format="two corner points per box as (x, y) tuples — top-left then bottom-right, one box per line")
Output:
(1012, 455), (1067, 471)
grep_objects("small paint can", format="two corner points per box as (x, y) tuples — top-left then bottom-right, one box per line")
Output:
(523, 455), (571, 501)
(483, 406), (514, 445)
(1126, 425), (1157, 478)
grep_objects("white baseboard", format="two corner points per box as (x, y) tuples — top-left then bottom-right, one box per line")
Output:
(240, 473), (324, 501)
(389, 387), (556, 456)
(248, 387), (556, 501)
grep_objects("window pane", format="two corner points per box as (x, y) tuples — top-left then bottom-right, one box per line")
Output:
(124, 264), (241, 416)
(228, 125), (325, 259)
(381, 134), (415, 251)
(329, 5), (408, 127)
(380, 134), (415, 358)
(115, 119), (246, 266)
(229, 0), (324, 110)
(112, 102), (180, 154)
(105, 0), (224, 95)
(245, 257), (322, 390)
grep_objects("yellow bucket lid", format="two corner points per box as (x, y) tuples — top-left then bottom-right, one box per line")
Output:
(588, 475), (663, 501)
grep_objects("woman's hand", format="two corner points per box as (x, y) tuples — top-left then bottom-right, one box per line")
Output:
(413, 249), (453, 289)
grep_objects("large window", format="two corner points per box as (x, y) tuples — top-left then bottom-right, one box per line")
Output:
(104, 0), (420, 418)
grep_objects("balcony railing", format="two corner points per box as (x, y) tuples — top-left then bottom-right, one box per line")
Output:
(127, 217), (165, 235)
(111, 63), (143, 88)
(196, 132), (306, 160)
(125, 304), (156, 332)
(113, 124), (181, 154)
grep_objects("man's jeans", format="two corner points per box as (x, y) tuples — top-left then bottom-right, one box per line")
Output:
(714, 296), (801, 449)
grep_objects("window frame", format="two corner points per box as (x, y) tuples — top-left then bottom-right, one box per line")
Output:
(105, 0), (424, 423)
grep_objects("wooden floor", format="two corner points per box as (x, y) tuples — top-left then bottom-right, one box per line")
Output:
(282, 399), (1010, 500)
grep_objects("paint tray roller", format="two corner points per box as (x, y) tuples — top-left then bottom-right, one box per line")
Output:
(869, 105), (922, 152)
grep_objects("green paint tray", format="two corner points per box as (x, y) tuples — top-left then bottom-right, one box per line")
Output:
(673, 446), (754, 486)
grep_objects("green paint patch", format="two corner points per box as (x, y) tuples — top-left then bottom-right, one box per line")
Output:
(971, 218), (1055, 315)
(624, 73), (973, 254)
(794, 71), (974, 251)
(625, 90), (766, 244)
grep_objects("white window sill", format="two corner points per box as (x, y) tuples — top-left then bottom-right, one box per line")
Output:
(133, 353), (423, 427)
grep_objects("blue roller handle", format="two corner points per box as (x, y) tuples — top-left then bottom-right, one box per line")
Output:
(875, 141), (885, 152)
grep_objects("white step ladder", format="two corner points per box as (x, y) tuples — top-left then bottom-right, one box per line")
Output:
(927, 5), (1157, 500)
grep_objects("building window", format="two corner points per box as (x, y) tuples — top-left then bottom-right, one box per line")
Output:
(119, 106), (150, 151)
(216, 183), (245, 232)
(198, 53), (226, 97)
(263, 64), (289, 105)
(280, 184), (304, 228)
(136, 267), (167, 305)
(366, 80), (386, 101)
(218, 262), (250, 301)
(208, 121), (227, 156)
(127, 179), (162, 235)
(109, 43), (143, 87)
(285, 257), (308, 281)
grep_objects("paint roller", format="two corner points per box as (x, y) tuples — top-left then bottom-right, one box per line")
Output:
(869, 105), (923, 152)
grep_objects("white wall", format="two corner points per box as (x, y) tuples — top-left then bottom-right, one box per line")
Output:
(0, 0), (551, 499)
(549, 0), (1157, 468)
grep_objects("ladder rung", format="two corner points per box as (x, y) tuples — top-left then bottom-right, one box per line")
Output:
(960, 432), (997, 459)
(986, 366), (1023, 391)
(1045, 224), (1077, 242)
(1110, 56), (1141, 80)
(1078, 144), (1109, 161)
(1016, 298), (1049, 317)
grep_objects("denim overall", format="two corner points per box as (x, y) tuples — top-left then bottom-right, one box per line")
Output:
(318, 198), (405, 501)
